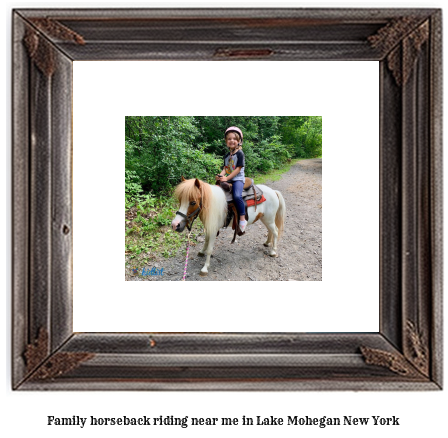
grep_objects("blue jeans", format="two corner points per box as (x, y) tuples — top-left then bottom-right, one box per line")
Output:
(232, 180), (245, 218)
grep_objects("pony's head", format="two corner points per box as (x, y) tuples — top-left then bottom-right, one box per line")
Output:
(171, 177), (212, 232)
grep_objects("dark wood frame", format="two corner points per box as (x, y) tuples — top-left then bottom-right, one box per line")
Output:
(12, 8), (442, 390)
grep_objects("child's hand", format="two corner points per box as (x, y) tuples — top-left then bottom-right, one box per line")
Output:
(219, 176), (228, 182)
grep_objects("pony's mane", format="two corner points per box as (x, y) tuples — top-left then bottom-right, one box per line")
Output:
(174, 178), (212, 211)
(174, 179), (226, 235)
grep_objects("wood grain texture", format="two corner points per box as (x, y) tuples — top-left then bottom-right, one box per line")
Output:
(50, 48), (74, 350)
(379, 59), (402, 350)
(12, 12), (31, 388)
(429, 9), (443, 388)
(29, 49), (52, 349)
(12, 7), (442, 391)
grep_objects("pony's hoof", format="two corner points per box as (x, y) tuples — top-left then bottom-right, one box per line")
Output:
(199, 271), (208, 277)
(263, 243), (270, 247)
(198, 252), (205, 257)
(269, 253), (278, 258)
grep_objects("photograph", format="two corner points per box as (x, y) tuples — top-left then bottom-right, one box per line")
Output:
(125, 116), (322, 281)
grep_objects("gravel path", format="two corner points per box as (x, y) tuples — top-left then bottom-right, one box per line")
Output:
(126, 158), (322, 281)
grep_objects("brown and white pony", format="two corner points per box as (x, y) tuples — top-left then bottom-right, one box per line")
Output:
(171, 177), (286, 276)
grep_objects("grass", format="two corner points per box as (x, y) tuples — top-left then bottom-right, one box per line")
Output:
(125, 157), (318, 265)
(253, 158), (304, 185)
(125, 193), (204, 269)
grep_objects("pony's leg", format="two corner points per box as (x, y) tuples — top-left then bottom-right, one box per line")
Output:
(199, 232), (217, 276)
(261, 218), (278, 257)
(198, 234), (210, 257)
(263, 230), (273, 247)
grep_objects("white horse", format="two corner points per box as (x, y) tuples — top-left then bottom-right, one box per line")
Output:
(171, 178), (286, 276)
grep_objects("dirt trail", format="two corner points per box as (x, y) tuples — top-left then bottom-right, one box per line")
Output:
(126, 158), (322, 281)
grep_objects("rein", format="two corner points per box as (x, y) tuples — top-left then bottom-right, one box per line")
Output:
(178, 199), (203, 281)
(181, 230), (192, 281)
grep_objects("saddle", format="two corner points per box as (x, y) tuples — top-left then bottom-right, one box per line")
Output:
(217, 177), (264, 243)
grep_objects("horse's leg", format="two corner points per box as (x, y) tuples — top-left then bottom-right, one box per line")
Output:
(261, 218), (278, 257)
(199, 231), (216, 276)
(263, 230), (273, 247)
(261, 192), (277, 249)
(198, 233), (210, 257)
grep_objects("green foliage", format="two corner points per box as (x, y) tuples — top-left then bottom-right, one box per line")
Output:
(125, 192), (205, 266)
(125, 169), (144, 210)
(126, 116), (321, 194)
(125, 116), (222, 192)
(195, 116), (282, 155)
(279, 116), (322, 158)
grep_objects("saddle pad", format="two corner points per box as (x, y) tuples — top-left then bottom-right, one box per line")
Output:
(246, 195), (266, 207)
(223, 184), (264, 203)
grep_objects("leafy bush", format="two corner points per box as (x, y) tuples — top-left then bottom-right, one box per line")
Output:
(125, 116), (322, 202)
(125, 169), (144, 209)
(239, 141), (261, 177)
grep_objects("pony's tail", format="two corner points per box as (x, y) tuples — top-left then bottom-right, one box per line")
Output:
(274, 190), (286, 240)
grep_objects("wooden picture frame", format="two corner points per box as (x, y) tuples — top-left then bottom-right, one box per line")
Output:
(12, 8), (442, 390)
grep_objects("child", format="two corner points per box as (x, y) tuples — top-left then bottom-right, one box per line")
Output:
(216, 126), (247, 232)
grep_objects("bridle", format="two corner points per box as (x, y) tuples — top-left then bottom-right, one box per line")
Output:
(175, 200), (202, 232)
